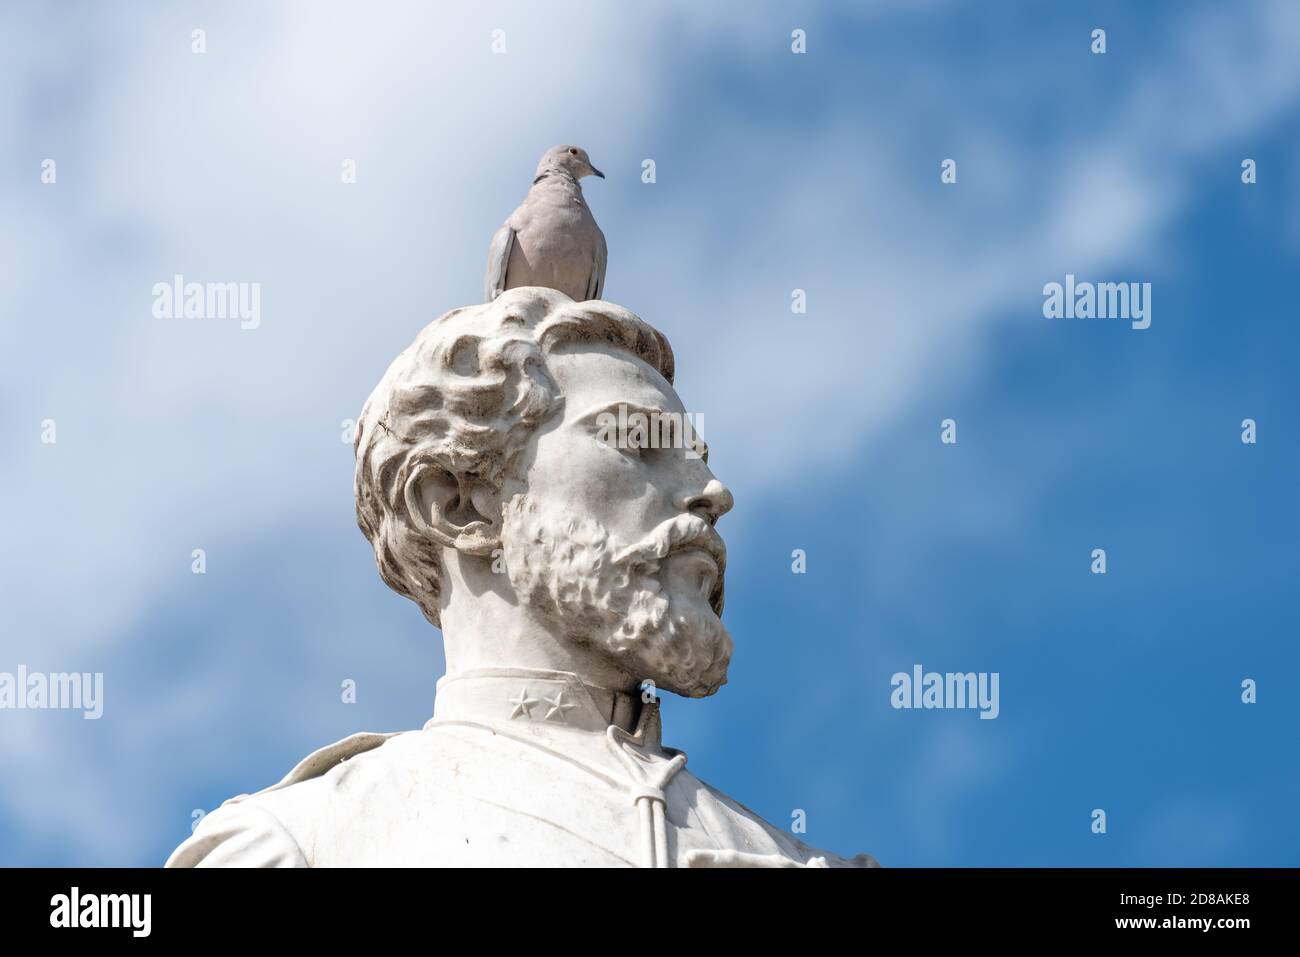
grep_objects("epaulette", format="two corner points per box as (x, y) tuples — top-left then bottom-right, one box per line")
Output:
(222, 731), (402, 806)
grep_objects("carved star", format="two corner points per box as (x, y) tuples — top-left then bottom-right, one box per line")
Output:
(543, 690), (576, 724)
(508, 687), (539, 720)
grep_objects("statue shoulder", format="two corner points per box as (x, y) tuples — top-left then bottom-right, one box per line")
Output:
(680, 772), (881, 869)
(165, 799), (306, 868)
(164, 731), (403, 868)
(230, 731), (401, 801)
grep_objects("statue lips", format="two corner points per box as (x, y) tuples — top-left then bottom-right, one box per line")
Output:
(672, 548), (721, 604)
(665, 526), (727, 616)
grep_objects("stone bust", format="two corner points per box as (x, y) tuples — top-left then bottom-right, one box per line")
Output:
(167, 287), (877, 868)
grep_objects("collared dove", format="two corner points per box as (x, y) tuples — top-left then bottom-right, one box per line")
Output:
(485, 145), (607, 303)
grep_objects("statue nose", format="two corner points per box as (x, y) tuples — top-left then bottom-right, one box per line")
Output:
(677, 479), (733, 525)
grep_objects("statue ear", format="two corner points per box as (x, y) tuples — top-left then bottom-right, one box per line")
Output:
(403, 463), (501, 557)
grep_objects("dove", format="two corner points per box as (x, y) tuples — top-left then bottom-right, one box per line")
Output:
(484, 145), (607, 304)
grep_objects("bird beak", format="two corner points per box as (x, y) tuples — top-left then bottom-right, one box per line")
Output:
(590, 165), (605, 179)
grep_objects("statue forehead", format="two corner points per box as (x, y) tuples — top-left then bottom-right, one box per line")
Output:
(546, 343), (684, 416)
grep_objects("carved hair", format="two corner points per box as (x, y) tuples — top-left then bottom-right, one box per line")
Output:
(353, 288), (675, 627)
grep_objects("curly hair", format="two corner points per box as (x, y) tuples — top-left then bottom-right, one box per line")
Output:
(353, 287), (675, 627)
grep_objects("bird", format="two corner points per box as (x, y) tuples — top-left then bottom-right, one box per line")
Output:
(484, 145), (607, 304)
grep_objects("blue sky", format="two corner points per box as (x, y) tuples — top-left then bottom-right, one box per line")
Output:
(1, 0), (1297, 866)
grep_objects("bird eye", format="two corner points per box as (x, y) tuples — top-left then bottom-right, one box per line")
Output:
(569, 148), (578, 155)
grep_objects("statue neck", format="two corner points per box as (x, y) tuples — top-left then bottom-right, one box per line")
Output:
(437, 553), (640, 694)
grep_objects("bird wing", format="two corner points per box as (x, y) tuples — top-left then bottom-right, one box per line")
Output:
(484, 222), (516, 302)
(586, 228), (607, 301)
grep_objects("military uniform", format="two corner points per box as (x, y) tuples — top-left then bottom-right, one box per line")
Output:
(166, 668), (877, 868)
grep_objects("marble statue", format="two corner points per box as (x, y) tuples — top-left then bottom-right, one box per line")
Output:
(166, 287), (877, 868)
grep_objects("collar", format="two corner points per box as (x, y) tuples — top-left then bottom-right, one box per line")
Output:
(425, 666), (687, 867)
(428, 668), (642, 736)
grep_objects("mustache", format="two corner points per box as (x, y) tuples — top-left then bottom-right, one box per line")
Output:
(612, 514), (727, 614)
(613, 513), (726, 569)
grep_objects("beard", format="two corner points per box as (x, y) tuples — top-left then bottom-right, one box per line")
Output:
(500, 494), (733, 697)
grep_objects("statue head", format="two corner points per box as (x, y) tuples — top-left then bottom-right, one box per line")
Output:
(354, 288), (734, 697)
